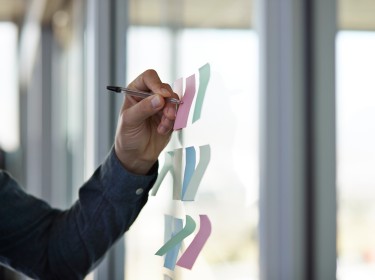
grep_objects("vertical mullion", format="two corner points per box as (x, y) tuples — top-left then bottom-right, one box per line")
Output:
(304, 0), (315, 278)
(87, 0), (112, 279)
(311, 0), (337, 279)
(90, 0), (128, 279)
(94, 0), (112, 164)
(257, 0), (306, 279)
(258, 0), (337, 279)
(304, 0), (337, 278)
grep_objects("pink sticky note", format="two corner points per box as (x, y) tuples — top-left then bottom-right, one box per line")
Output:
(176, 215), (212, 270)
(173, 74), (196, 130)
(174, 77), (183, 97)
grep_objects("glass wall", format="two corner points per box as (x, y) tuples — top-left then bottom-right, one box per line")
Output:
(336, 31), (375, 279)
(0, 22), (19, 153)
(336, 1), (375, 279)
(125, 1), (259, 279)
(3, 0), (368, 279)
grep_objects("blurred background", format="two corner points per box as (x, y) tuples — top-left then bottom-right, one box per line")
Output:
(0, 0), (374, 279)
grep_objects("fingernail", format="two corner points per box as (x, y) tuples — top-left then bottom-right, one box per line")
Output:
(161, 88), (171, 96)
(151, 95), (162, 109)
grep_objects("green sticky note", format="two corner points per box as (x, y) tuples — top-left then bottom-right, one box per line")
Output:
(155, 215), (196, 256)
(193, 63), (210, 123)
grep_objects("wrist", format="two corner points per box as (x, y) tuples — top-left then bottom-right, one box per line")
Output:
(114, 145), (156, 175)
(120, 158), (156, 175)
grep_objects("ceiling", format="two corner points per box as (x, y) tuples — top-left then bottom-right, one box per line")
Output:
(0, 0), (25, 22)
(0, 0), (67, 25)
(128, 0), (375, 30)
(0, 0), (374, 30)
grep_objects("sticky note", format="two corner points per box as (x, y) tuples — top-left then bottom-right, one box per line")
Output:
(164, 215), (183, 270)
(182, 146), (196, 198)
(173, 77), (183, 97)
(176, 215), (212, 270)
(155, 215), (196, 256)
(182, 145), (211, 201)
(151, 151), (174, 196)
(172, 148), (183, 200)
(173, 74), (196, 130)
(193, 63), (210, 123)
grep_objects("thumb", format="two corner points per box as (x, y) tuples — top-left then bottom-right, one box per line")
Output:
(124, 94), (165, 124)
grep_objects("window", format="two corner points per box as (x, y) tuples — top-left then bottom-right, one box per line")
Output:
(336, 31), (375, 279)
(0, 22), (19, 153)
(125, 1), (258, 279)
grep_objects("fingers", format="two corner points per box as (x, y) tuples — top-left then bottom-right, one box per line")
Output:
(123, 94), (166, 125)
(123, 69), (180, 134)
(157, 91), (179, 134)
(128, 69), (174, 98)
(158, 111), (175, 134)
(123, 93), (179, 127)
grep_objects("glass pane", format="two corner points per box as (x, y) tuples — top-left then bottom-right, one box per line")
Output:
(0, 22), (19, 153)
(336, 31), (375, 279)
(126, 1), (258, 279)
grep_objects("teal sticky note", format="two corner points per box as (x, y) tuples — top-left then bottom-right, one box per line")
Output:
(155, 215), (196, 256)
(193, 63), (210, 123)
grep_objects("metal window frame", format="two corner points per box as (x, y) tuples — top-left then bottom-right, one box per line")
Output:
(85, 0), (128, 279)
(257, 0), (336, 279)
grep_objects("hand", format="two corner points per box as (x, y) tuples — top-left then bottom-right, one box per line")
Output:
(114, 69), (179, 175)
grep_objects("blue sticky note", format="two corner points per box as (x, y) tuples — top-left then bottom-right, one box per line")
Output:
(182, 146), (196, 198)
(163, 215), (183, 270)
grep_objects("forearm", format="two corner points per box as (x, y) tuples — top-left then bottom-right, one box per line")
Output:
(0, 147), (158, 279)
(46, 148), (158, 278)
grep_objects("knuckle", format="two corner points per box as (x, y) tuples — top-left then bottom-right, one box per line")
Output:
(144, 69), (157, 76)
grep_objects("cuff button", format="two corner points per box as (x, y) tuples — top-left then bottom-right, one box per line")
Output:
(135, 188), (144, 195)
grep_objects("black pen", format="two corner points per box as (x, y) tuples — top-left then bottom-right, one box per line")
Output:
(107, 86), (182, 105)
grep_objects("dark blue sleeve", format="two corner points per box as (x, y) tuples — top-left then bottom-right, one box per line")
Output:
(0, 147), (158, 279)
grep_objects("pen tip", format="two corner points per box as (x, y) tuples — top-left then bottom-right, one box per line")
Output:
(107, 86), (122, 92)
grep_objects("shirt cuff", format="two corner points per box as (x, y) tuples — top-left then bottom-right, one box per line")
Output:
(99, 147), (159, 202)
